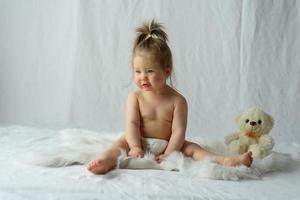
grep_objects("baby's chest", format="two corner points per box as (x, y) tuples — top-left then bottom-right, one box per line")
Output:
(139, 101), (173, 120)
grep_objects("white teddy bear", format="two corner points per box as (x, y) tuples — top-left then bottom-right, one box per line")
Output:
(224, 107), (274, 159)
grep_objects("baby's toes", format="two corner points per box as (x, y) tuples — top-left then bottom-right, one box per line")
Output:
(87, 162), (93, 170)
(87, 160), (97, 170)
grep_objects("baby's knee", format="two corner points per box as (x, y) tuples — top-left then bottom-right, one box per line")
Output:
(182, 141), (198, 157)
(111, 135), (129, 152)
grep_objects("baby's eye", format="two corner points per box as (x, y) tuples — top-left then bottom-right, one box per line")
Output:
(245, 119), (249, 123)
(135, 70), (141, 74)
(258, 120), (262, 124)
(147, 70), (154, 73)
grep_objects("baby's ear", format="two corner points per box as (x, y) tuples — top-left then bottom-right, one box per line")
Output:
(165, 67), (172, 75)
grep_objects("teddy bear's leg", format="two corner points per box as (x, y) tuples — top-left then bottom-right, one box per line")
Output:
(228, 140), (248, 155)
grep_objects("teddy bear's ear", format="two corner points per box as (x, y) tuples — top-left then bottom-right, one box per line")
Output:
(263, 113), (274, 134)
(268, 115), (274, 127)
(235, 112), (243, 125)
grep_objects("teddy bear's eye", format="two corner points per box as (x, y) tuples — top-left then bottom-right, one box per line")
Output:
(258, 120), (262, 124)
(245, 119), (249, 123)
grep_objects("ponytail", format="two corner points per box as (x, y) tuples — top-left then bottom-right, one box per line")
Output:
(132, 19), (173, 71)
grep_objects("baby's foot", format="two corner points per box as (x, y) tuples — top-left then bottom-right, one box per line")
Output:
(221, 152), (253, 167)
(87, 158), (116, 175)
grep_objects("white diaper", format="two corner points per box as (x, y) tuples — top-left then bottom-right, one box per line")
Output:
(118, 137), (168, 169)
(141, 137), (168, 156)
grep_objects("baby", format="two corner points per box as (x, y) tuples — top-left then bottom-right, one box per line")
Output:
(88, 20), (252, 174)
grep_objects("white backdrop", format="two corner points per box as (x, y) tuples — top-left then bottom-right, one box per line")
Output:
(0, 0), (299, 143)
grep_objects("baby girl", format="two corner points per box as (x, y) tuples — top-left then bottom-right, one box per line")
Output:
(88, 20), (252, 174)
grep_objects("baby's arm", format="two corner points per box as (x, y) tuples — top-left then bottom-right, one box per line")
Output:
(164, 96), (188, 155)
(125, 92), (144, 157)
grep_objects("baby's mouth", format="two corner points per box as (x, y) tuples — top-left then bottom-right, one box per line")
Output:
(142, 83), (150, 88)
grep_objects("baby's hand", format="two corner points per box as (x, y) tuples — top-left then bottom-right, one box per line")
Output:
(128, 147), (144, 158)
(155, 153), (168, 163)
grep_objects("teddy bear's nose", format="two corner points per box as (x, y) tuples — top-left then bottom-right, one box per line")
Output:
(250, 121), (257, 126)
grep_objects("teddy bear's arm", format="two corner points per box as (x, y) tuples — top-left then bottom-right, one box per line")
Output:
(259, 134), (274, 151)
(224, 132), (240, 145)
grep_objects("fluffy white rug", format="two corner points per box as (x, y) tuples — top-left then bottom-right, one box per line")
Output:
(24, 129), (292, 181)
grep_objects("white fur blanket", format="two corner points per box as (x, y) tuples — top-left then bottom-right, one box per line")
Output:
(23, 129), (292, 181)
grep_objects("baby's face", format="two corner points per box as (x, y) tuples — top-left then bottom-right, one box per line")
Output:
(133, 53), (170, 91)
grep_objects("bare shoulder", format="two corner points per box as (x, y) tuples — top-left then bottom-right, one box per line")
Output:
(126, 91), (140, 105)
(128, 90), (142, 99)
(127, 91), (137, 98)
(169, 87), (188, 108)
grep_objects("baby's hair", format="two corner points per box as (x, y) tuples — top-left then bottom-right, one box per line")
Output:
(132, 19), (173, 85)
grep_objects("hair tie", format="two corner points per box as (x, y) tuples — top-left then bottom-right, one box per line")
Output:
(145, 34), (152, 40)
(145, 33), (159, 40)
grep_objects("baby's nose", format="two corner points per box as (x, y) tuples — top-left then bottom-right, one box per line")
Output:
(250, 121), (257, 126)
(141, 73), (148, 79)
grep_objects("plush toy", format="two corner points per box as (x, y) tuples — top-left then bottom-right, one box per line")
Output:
(224, 107), (274, 159)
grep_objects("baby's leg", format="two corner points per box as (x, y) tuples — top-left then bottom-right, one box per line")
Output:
(87, 134), (129, 174)
(181, 141), (252, 167)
